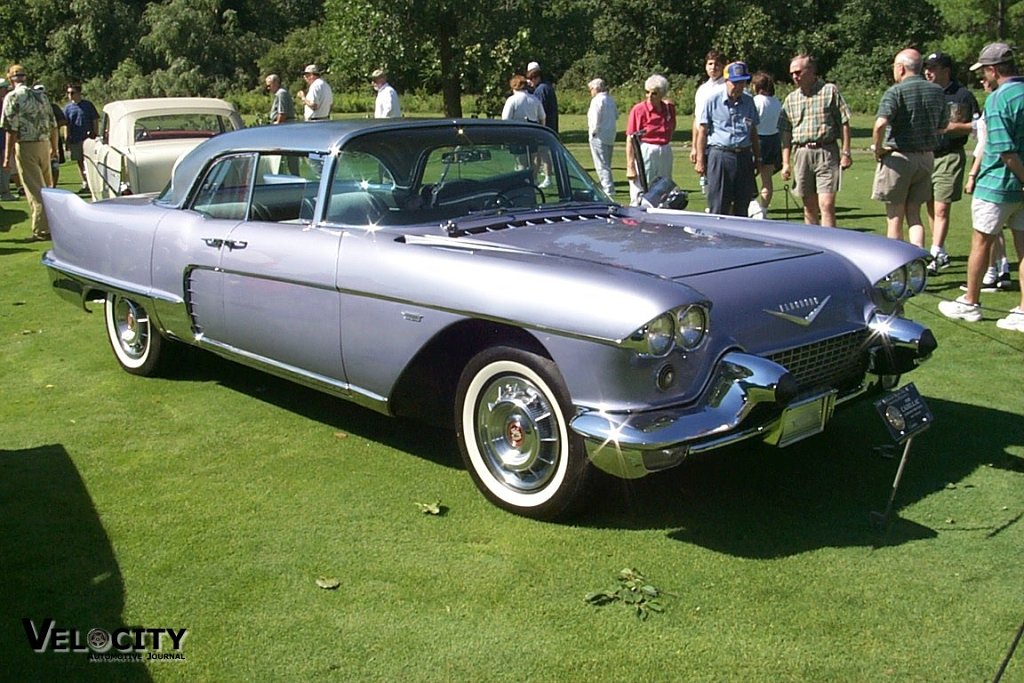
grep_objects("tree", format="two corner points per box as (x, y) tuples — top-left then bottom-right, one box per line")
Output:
(322, 0), (590, 117)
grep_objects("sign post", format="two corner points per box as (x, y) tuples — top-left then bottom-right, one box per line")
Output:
(870, 383), (933, 529)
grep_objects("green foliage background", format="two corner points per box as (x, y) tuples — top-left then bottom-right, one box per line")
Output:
(1, 0), (1023, 114)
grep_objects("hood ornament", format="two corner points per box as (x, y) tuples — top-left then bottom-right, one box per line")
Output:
(766, 295), (830, 326)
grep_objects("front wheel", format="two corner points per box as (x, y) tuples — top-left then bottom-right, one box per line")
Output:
(455, 347), (591, 520)
(104, 293), (166, 376)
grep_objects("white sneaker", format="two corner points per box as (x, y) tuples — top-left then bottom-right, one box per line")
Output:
(962, 267), (1002, 293)
(938, 295), (982, 322)
(996, 307), (1024, 332)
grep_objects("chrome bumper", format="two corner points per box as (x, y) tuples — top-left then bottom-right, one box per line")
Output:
(572, 317), (935, 480)
(571, 352), (802, 479)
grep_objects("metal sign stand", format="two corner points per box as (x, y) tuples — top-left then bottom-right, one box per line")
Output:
(870, 436), (915, 529)
(870, 383), (933, 530)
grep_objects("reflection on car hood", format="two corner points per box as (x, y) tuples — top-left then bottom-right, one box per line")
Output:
(448, 213), (819, 279)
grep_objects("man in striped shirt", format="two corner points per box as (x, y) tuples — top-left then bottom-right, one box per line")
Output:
(938, 43), (1024, 332)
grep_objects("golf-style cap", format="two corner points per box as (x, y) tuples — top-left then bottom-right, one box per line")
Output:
(924, 51), (953, 70)
(725, 61), (751, 82)
(970, 43), (1013, 71)
(302, 64), (321, 75)
(370, 69), (386, 80)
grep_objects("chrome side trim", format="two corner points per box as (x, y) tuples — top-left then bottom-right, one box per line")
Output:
(196, 337), (390, 415)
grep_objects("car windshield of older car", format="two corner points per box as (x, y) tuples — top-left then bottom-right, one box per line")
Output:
(332, 125), (611, 226)
(134, 113), (234, 142)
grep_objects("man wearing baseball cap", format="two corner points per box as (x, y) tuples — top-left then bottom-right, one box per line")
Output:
(693, 61), (761, 216)
(923, 51), (980, 272)
(1, 64), (58, 240)
(939, 42), (1024, 332)
(297, 64), (333, 121)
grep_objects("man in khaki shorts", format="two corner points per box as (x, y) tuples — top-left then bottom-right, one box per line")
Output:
(938, 43), (1024, 332)
(871, 49), (948, 246)
(779, 54), (853, 226)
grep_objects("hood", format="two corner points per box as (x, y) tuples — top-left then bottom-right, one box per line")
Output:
(450, 212), (820, 279)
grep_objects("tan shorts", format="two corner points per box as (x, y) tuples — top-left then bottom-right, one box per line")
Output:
(931, 149), (966, 204)
(791, 144), (840, 197)
(971, 196), (1024, 235)
(872, 150), (934, 204)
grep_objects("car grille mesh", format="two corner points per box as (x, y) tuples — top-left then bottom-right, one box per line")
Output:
(768, 330), (871, 395)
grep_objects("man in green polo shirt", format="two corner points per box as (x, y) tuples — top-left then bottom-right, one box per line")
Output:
(938, 43), (1024, 332)
(871, 48), (948, 248)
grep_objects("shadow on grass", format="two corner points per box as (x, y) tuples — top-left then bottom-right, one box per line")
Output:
(164, 348), (462, 471)
(152, 352), (1023, 556)
(585, 398), (1023, 557)
(0, 445), (153, 682)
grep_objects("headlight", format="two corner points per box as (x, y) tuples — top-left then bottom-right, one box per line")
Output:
(627, 313), (676, 357)
(878, 266), (908, 301)
(906, 259), (927, 295)
(676, 305), (708, 350)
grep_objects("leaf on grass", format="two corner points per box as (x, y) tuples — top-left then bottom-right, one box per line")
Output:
(584, 591), (617, 605)
(333, 431), (348, 440)
(316, 576), (341, 590)
(415, 500), (446, 515)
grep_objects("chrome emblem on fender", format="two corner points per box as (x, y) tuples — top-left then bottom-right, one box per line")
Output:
(765, 295), (831, 326)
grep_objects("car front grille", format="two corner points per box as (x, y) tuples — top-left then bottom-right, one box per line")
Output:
(768, 329), (871, 396)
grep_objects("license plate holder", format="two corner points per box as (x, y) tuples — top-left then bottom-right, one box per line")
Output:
(774, 390), (838, 447)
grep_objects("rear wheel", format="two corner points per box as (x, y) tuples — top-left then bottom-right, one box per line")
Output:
(455, 347), (591, 520)
(104, 293), (166, 376)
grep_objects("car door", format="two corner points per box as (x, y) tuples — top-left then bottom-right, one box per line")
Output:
(84, 112), (123, 200)
(212, 152), (346, 384)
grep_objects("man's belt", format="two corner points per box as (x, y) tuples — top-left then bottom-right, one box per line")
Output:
(709, 145), (752, 153)
(792, 140), (836, 149)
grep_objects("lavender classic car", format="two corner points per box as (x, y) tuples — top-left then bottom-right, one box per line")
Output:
(42, 119), (936, 519)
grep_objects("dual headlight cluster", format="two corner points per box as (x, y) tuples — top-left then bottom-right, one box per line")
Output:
(626, 304), (709, 357)
(877, 259), (928, 302)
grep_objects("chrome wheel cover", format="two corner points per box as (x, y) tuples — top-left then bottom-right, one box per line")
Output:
(111, 297), (150, 361)
(474, 373), (560, 492)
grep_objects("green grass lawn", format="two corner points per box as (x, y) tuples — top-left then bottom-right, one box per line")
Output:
(1, 116), (1023, 682)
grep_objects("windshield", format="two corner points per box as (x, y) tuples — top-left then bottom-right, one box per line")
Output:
(327, 124), (613, 226)
(133, 113), (235, 142)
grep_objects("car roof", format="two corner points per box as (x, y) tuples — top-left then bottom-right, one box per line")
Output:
(102, 97), (238, 118)
(161, 118), (545, 207)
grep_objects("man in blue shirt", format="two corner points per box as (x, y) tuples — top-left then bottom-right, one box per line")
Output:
(63, 83), (98, 192)
(694, 61), (760, 216)
(938, 43), (1024, 332)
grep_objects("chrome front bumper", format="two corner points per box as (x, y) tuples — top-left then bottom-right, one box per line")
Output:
(572, 318), (935, 480)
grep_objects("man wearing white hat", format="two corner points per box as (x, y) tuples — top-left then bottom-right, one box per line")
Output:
(297, 64), (333, 121)
(939, 42), (1024, 332)
(371, 69), (401, 119)
(526, 61), (558, 133)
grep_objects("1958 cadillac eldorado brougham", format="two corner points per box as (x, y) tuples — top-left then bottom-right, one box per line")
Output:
(42, 119), (936, 519)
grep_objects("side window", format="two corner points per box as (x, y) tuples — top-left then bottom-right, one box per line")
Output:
(250, 153), (324, 223)
(324, 151), (394, 225)
(100, 114), (110, 144)
(190, 154), (255, 220)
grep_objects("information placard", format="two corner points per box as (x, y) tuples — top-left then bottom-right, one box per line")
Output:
(874, 383), (932, 444)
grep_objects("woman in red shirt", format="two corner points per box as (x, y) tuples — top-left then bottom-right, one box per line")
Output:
(626, 74), (676, 203)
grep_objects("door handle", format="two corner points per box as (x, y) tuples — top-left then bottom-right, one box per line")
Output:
(202, 238), (223, 248)
(225, 240), (248, 250)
